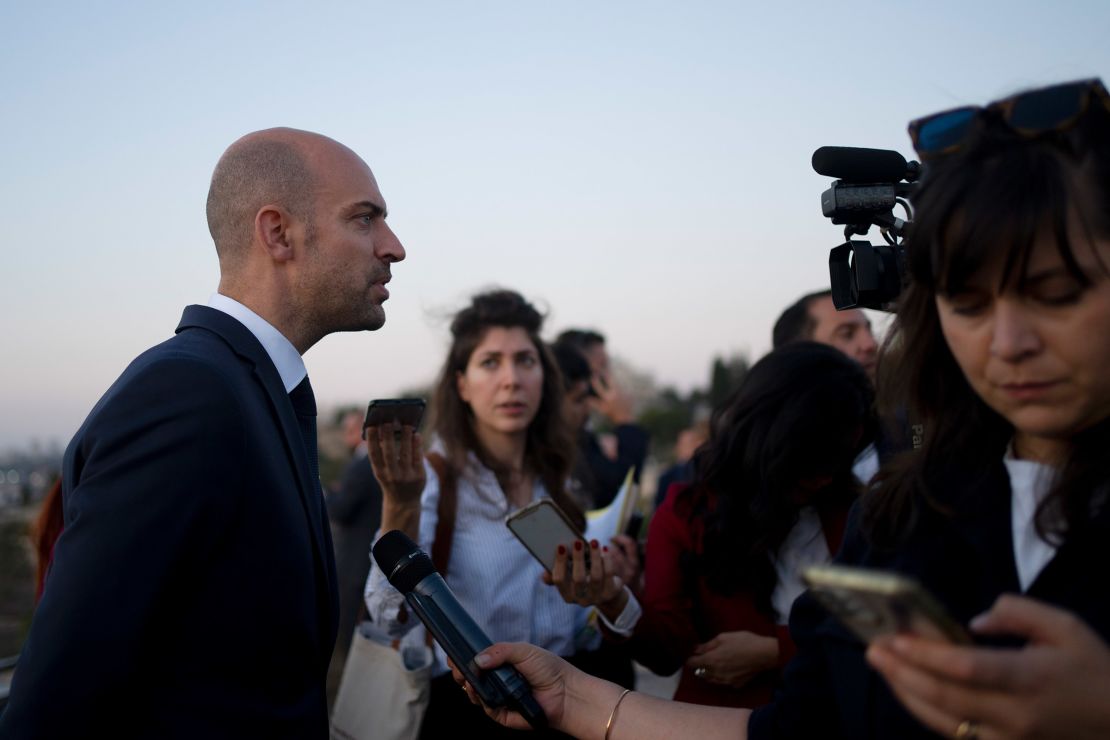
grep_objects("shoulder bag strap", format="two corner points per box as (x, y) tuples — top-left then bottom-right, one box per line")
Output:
(422, 452), (458, 651)
(388, 452), (458, 649)
(425, 451), (457, 576)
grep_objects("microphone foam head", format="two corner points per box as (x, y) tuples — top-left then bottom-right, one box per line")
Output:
(373, 530), (437, 594)
(812, 146), (908, 183)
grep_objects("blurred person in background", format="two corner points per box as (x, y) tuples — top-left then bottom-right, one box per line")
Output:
(325, 408), (384, 703)
(553, 342), (874, 709)
(554, 329), (649, 509)
(771, 290), (878, 381)
(653, 419), (710, 510)
(773, 290), (882, 483)
(550, 339), (640, 689)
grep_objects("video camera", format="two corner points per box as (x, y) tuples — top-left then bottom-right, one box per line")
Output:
(812, 146), (922, 310)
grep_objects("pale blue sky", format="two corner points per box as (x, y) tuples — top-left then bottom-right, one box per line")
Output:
(2, 0), (1107, 450)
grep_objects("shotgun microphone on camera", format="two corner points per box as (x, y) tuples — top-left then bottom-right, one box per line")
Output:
(812, 146), (920, 184)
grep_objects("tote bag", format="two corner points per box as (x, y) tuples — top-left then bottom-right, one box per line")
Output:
(331, 622), (433, 740)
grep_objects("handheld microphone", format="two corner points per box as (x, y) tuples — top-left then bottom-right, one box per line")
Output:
(372, 530), (547, 729)
(812, 146), (913, 183)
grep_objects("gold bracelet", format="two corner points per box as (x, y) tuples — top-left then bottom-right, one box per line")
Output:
(604, 688), (633, 740)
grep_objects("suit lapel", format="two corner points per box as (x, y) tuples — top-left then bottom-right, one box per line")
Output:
(253, 358), (340, 654)
(176, 306), (336, 619)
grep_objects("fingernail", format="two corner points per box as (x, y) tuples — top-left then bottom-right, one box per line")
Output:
(557, 545), (566, 555)
(574, 541), (583, 551)
(890, 636), (910, 653)
(969, 612), (989, 631)
(475, 653), (492, 668)
(865, 644), (886, 667)
(603, 546), (609, 553)
(590, 539), (599, 549)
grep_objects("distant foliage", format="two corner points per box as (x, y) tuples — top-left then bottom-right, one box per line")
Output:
(636, 351), (750, 461)
(708, 354), (750, 409)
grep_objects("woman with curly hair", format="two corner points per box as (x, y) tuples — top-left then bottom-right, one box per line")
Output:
(364, 289), (630, 737)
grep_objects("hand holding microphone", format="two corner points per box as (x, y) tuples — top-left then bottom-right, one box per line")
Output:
(372, 530), (548, 730)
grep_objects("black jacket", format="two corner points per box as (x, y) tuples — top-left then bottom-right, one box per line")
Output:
(750, 461), (1110, 739)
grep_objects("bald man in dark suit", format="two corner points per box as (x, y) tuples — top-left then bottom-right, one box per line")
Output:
(1, 129), (406, 738)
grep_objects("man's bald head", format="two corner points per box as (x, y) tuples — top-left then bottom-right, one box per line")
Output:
(205, 128), (403, 352)
(206, 128), (330, 265)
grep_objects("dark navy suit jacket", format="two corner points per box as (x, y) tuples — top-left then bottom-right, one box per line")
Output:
(0, 306), (339, 739)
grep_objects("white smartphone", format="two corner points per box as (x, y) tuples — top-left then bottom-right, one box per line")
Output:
(506, 499), (589, 572)
(802, 565), (971, 644)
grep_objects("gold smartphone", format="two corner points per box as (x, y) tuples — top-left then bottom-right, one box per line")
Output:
(802, 565), (970, 644)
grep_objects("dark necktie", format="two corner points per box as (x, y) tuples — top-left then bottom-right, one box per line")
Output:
(289, 376), (321, 492)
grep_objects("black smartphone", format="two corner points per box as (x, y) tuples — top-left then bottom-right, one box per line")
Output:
(802, 565), (970, 645)
(361, 398), (426, 440)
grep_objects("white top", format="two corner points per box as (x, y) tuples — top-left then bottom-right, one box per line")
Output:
(364, 453), (600, 676)
(207, 293), (306, 392)
(1004, 447), (1059, 592)
(770, 506), (832, 625)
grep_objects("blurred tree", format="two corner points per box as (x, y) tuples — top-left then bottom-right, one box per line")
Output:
(633, 351), (749, 461)
(637, 387), (693, 463)
(707, 353), (750, 409)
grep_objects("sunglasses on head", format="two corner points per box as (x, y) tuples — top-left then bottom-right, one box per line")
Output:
(908, 78), (1110, 160)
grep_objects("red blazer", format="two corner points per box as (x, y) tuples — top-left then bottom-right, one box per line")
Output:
(626, 483), (847, 709)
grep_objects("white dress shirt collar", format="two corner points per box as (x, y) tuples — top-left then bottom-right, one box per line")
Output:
(207, 293), (306, 392)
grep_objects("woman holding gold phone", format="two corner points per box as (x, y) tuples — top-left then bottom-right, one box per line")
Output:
(454, 78), (1110, 740)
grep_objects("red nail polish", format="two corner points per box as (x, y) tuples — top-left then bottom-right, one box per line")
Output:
(574, 541), (583, 551)
(557, 545), (566, 555)
(590, 539), (599, 549)
(603, 546), (609, 553)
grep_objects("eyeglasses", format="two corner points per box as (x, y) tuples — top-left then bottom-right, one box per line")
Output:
(908, 78), (1110, 160)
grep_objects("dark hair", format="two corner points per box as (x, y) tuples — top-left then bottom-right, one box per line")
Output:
(686, 342), (875, 620)
(431, 290), (583, 528)
(772, 290), (832, 348)
(555, 329), (606, 353)
(865, 91), (1110, 547)
(550, 342), (593, 389)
